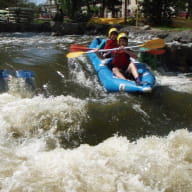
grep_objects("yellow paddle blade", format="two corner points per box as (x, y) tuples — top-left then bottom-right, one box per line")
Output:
(66, 51), (86, 58)
(140, 38), (165, 50)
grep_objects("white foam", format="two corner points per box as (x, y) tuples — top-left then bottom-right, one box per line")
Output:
(133, 104), (150, 118)
(0, 94), (87, 139)
(0, 129), (192, 191)
(156, 72), (192, 93)
(67, 58), (103, 93)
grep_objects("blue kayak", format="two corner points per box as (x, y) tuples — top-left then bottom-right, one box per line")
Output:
(88, 38), (156, 93)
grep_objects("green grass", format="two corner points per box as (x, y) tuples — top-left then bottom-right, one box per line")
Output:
(173, 17), (192, 26)
(153, 18), (192, 31)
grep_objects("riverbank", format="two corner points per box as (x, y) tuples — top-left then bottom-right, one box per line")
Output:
(0, 22), (191, 41)
(0, 23), (52, 33)
(0, 22), (191, 72)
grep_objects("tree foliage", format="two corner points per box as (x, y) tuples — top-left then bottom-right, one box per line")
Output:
(0, 0), (35, 9)
(58, 0), (122, 20)
(141, 0), (192, 26)
(96, 0), (121, 17)
(176, 0), (192, 19)
(141, 0), (176, 26)
(59, 0), (86, 21)
(0, 0), (18, 9)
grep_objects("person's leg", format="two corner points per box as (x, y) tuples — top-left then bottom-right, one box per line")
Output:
(127, 62), (139, 79)
(127, 62), (141, 85)
(112, 67), (126, 80)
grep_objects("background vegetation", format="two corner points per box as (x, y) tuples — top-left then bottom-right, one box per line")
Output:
(0, 0), (191, 27)
(141, 0), (191, 26)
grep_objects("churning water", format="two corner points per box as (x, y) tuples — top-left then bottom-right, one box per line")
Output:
(0, 33), (191, 192)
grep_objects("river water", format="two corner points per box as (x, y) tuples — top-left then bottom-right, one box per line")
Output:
(0, 33), (192, 192)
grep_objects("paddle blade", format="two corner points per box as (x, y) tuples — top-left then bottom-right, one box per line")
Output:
(140, 38), (165, 50)
(139, 47), (166, 55)
(147, 49), (166, 55)
(70, 44), (91, 52)
(66, 51), (86, 58)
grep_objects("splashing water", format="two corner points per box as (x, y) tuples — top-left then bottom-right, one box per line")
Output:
(0, 93), (87, 140)
(0, 33), (191, 191)
(156, 72), (192, 93)
(0, 129), (192, 191)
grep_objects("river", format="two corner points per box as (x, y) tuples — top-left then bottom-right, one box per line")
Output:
(0, 33), (192, 192)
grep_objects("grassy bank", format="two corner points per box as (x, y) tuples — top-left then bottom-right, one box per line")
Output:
(33, 16), (192, 32)
(155, 18), (192, 31)
(172, 17), (192, 28)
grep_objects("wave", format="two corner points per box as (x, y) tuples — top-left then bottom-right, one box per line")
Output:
(0, 129), (191, 192)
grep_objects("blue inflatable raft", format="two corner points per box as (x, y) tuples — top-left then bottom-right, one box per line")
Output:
(88, 38), (156, 93)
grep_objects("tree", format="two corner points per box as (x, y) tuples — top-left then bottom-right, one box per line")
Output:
(59, 0), (84, 20)
(185, 0), (192, 19)
(0, 0), (18, 9)
(176, 0), (192, 19)
(0, 0), (35, 9)
(141, 0), (176, 26)
(102, 0), (121, 17)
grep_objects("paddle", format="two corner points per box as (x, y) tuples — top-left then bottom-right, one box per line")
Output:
(146, 49), (166, 55)
(70, 44), (92, 52)
(71, 44), (166, 55)
(71, 44), (166, 56)
(67, 38), (165, 58)
(139, 47), (166, 55)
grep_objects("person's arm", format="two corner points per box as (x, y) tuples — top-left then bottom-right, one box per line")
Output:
(93, 48), (105, 59)
(119, 46), (138, 59)
(125, 49), (138, 59)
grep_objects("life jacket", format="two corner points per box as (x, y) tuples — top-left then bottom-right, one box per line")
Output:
(112, 51), (130, 70)
(104, 39), (118, 49)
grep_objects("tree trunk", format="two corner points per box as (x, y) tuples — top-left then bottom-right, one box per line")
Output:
(185, 0), (191, 19)
(122, 0), (127, 22)
(100, 0), (106, 17)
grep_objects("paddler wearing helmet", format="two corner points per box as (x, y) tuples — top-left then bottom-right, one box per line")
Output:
(95, 27), (119, 59)
(103, 27), (118, 49)
(111, 32), (141, 85)
(95, 27), (118, 53)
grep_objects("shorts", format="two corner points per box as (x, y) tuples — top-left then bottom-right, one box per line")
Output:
(119, 68), (134, 80)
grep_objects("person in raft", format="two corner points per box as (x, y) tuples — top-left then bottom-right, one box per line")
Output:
(96, 32), (141, 85)
(111, 32), (141, 85)
(96, 27), (118, 55)
(104, 27), (118, 49)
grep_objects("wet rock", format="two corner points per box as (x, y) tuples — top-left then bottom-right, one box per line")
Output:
(164, 30), (192, 43)
(158, 44), (192, 72)
(60, 23), (80, 35)
(0, 23), (52, 32)
(142, 25), (151, 30)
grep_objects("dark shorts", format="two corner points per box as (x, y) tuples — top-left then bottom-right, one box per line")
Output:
(106, 59), (134, 80)
(119, 68), (134, 80)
